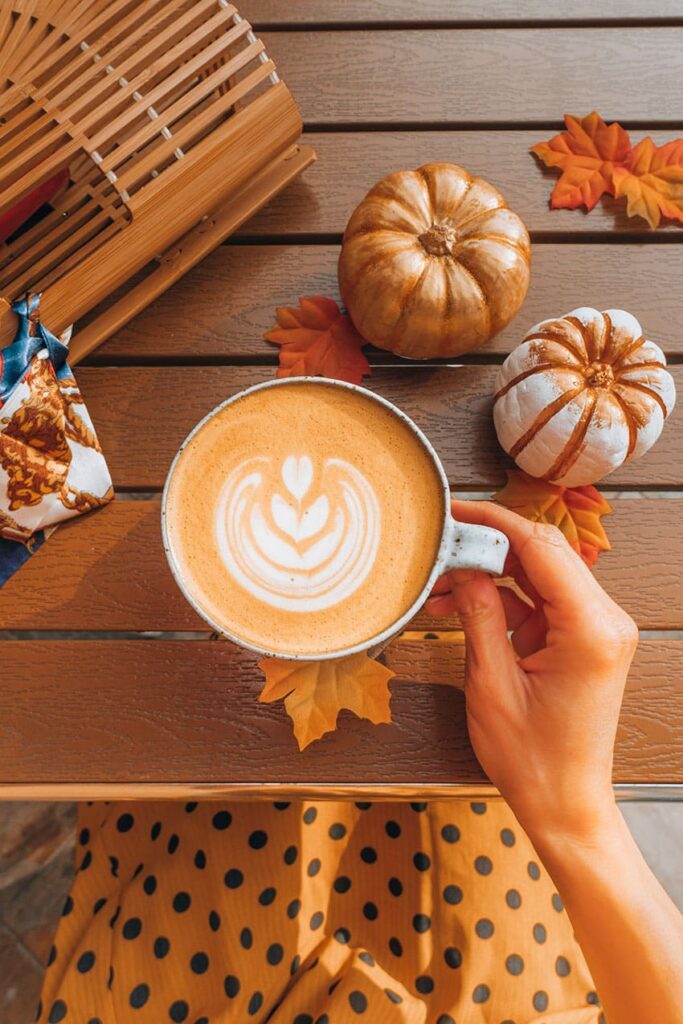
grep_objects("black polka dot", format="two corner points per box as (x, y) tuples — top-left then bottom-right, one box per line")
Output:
(413, 851), (431, 871)
(334, 875), (351, 893)
(169, 1000), (189, 1022)
(552, 893), (564, 912)
(267, 943), (284, 965)
(143, 875), (157, 895)
(385, 820), (401, 838)
(79, 850), (92, 872)
(173, 891), (191, 913)
(293, 1016), (312, 1024)
(290, 955), (301, 975)
(79, 828), (90, 846)
(88, 1018), (102, 1024)
(506, 888), (522, 909)
(249, 829), (268, 850)
(49, 1002), (67, 1024)
(284, 845), (298, 865)
(93, 897), (107, 915)
(259, 886), (276, 905)
(470, 801), (487, 814)
(443, 884), (463, 905)
(287, 898), (301, 919)
(413, 913), (431, 933)
(363, 901), (378, 920)
(184, 801), (198, 813)
(122, 917), (142, 940)
(195, 1019), (209, 1024)
(109, 906), (120, 928)
(587, 991), (601, 1005)
(475, 918), (494, 938)
(35, 1001), (42, 1022)
(506, 954), (524, 975)
(437, 1017), (455, 1024)
(109, 857), (119, 878)
(444, 946), (462, 969)
(307, 857), (321, 877)
(212, 810), (231, 830)
(194, 850), (206, 870)
(533, 991), (549, 1012)
(410, 802), (427, 812)
(556, 955), (571, 977)
(209, 911), (221, 932)
(329, 822), (346, 839)
(224, 975), (240, 998)
(116, 813), (134, 833)
(48, 944), (57, 966)
(388, 876), (403, 896)
(355, 802), (372, 810)
(154, 936), (170, 959)
(527, 860), (541, 880)
(240, 927), (253, 949)
(500, 827), (516, 846)
(129, 984), (149, 1009)
(474, 855), (492, 875)
(441, 824), (460, 843)
(310, 911), (324, 930)
(224, 868), (243, 889)
(533, 922), (547, 944)
(150, 821), (162, 840)
(132, 863), (144, 879)
(61, 896), (73, 917)
(77, 950), (95, 973)
(167, 834), (179, 855)
(248, 992), (263, 1016)
(359, 951), (374, 966)
(315, 1016), (329, 1024)
(335, 926), (350, 944)
(107, 966), (114, 989)
(360, 846), (377, 863)
(190, 952), (209, 974)
(416, 975), (434, 994)
(303, 807), (317, 824)
(385, 989), (402, 1005)
(349, 991), (367, 1014)
(473, 984), (490, 1004)
(389, 936), (403, 957)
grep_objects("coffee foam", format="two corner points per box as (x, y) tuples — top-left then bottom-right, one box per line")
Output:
(164, 381), (444, 656)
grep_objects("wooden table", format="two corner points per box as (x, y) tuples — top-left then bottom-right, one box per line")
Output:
(2, 1), (682, 800)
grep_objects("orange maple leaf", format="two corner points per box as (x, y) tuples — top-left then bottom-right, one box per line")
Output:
(264, 295), (371, 384)
(531, 111), (632, 211)
(494, 470), (612, 567)
(612, 137), (683, 228)
(258, 652), (395, 749)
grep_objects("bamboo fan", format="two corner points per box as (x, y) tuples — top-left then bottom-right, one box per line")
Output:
(0, 0), (315, 362)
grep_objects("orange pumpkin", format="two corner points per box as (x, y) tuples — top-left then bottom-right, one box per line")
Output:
(338, 162), (531, 359)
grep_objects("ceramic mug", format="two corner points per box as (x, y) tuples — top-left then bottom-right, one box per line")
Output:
(162, 377), (509, 660)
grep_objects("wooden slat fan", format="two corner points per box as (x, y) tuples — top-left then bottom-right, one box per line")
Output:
(0, 0), (315, 361)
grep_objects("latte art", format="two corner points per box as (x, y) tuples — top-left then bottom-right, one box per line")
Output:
(215, 454), (381, 611)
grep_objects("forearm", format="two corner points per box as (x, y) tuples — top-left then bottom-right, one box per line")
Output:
(530, 802), (683, 1024)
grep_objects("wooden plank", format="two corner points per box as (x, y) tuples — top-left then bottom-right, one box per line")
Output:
(0, 639), (679, 785)
(237, 131), (683, 237)
(245, 1), (683, 25)
(259, 29), (683, 125)
(95, 244), (683, 361)
(0, 498), (680, 631)
(77, 365), (683, 490)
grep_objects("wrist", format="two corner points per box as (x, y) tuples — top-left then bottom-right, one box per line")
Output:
(517, 787), (622, 856)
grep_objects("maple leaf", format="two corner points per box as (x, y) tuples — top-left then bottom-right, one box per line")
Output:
(612, 137), (683, 228)
(531, 111), (632, 211)
(494, 469), (612, 567)
(258, 652), (395, 750)
(264, 295), (371, 384)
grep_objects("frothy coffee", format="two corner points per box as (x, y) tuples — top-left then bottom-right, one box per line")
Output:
(164, 380), (445, 656)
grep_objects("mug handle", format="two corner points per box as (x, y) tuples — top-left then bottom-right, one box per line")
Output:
(442, 515), (509, 576)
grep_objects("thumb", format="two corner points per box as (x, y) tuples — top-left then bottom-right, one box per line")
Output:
(448, 570), (516, 687)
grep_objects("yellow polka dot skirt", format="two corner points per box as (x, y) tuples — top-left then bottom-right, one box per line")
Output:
(39, 800), (605, 1024)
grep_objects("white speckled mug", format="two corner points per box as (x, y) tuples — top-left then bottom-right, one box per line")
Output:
(162, 378), (509, 661)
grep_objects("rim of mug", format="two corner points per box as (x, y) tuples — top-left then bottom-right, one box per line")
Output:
(161, 375), (452, 661)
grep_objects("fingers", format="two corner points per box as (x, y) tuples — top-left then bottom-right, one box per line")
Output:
(443, 570), (517, 689)
(427, 575), (534, 633)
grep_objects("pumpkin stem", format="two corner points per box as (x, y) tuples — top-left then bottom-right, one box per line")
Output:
(585, 361), (615, 388)
(418, 222), (457, 256)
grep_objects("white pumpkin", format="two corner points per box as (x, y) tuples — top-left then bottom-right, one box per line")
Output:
(493, 307), (676, 486)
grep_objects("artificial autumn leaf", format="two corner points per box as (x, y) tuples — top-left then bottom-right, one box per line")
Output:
(531, 111), (632, 211)
(264, 295), (371, 384)
(258, 651), (394, 749)
(612, 137), (683, 228)
(494, 469), (612, 567)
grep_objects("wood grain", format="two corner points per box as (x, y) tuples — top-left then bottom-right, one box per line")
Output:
(95, 243), (683, 361)
(77, 365), (683, 490)
(244, 1), (683, 25)
(237, 131), (683, 237)
(0, 639), (680, 785)
(1, 499), (680, 631)
(259, 29), (683, 125)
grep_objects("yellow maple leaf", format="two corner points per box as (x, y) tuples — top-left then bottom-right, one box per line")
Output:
(612, 137), (683, 228)
(258, 652), (395, 750)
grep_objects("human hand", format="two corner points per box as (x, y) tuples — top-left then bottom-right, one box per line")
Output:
(426, 500), (638, 846)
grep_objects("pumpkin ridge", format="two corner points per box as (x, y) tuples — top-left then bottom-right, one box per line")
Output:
(389, 261), (433, 346)
(449, 256), (491, 337)
(456, 233), (524, 252)
(615, 360), (667, 376)
(565, 315), (599, 363)
(447, 201), (506, 236)
(369, 185), (432, 232)
(612, 333), (648, 369)
(541, 392), (598, 482)
(348, 240), (423, 282)
(417, 163), (473, 222)
(494, 363), (581, 401)
(523, 331), (585, 363)
(616, 378), (669, 418)
(600, 311), (615, 363)
(509, 384), (586, 459)
(610, 388), (639, 457)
